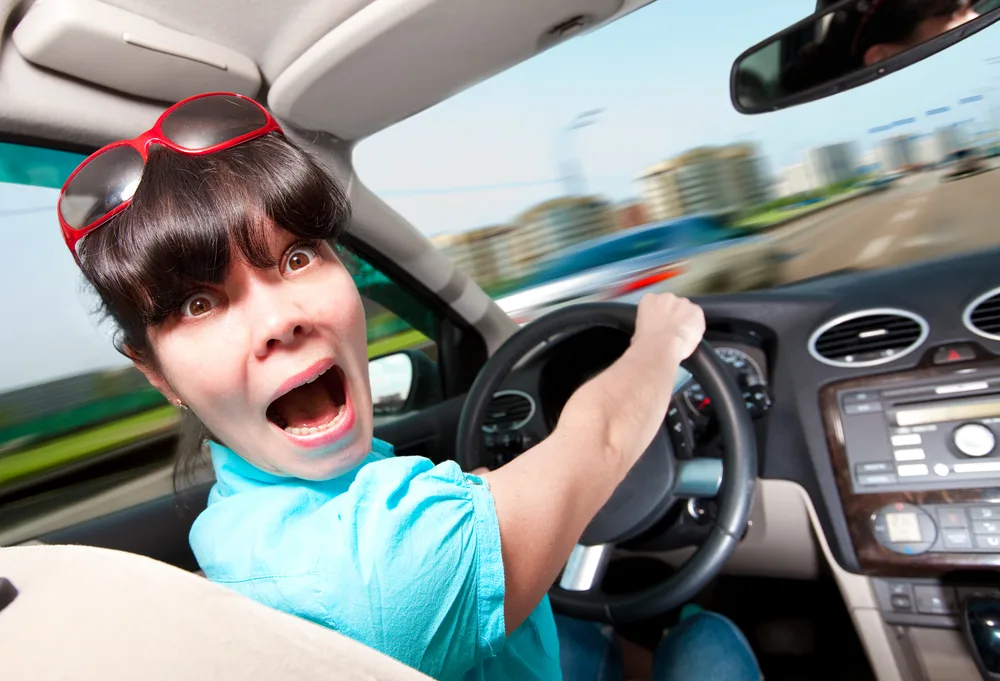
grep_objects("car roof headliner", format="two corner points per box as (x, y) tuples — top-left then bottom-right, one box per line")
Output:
(0, 0), (654, 148)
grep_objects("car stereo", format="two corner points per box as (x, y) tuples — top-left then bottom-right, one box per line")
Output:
(837, 369), (1000, 494)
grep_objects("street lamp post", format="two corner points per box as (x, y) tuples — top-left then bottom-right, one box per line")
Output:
(558, 109), (603, 197)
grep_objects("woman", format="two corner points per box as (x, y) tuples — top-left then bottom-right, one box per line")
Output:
(58, 92), (760, 681)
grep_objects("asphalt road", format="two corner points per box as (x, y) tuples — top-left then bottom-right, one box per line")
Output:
(767, 163), (1000, 285)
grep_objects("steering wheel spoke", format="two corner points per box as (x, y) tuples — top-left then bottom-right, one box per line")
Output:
(673, 457), (723, 499)
(559, 543), (612, 592)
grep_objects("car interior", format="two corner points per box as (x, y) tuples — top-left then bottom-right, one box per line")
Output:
(3, 1), (1000, 680)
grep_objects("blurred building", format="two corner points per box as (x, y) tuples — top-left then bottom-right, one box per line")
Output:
(804, 142), (858, 187)
(509, 196), (615, 276)
(858, 148), (882, 174)
(878, 134), (919, 171)
(914, 133), (941, 166)
(431, 224), (519, 285)
(613, 201), (648, 231)
(776, 163), (812, 197)
(932, 124), (969, 160)
(638, 143), (770, 221)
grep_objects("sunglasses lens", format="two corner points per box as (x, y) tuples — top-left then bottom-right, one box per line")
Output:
(161, 94), (269, 150)
(60, 145), (145, 231)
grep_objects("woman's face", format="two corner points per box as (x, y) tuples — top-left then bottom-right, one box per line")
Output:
(142, 223), (373, 480)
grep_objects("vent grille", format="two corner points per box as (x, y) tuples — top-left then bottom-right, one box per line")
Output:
(483, 391), (534, 431)
(810, 309), (927, 367)
(964, 287), (1000, 340)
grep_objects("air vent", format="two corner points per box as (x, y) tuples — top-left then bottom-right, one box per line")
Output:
(482, 391), (535, 432)
(963, 286), (1000, 341)
(809, 308), (928, 368)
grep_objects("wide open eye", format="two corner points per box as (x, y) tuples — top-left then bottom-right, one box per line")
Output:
(283, 244), (319, 274)
(181, 291), (220, 318)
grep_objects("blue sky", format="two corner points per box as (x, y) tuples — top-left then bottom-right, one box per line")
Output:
(355, 0), (1000, 236)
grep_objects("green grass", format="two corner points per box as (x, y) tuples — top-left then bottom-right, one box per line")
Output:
(734, 202), (828, 229)
(0, 406), (180, 487)
(367, 329), (429, 359)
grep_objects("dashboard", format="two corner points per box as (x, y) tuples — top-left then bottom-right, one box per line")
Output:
(482, 242), (1000, 627)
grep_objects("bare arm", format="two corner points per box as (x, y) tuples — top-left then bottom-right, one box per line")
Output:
(481, 293), (705, 634)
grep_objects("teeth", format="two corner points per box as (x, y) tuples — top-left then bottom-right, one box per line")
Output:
(282, 408), (343, 437)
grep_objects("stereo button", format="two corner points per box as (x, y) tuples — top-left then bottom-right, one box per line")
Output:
(942, 529), (973, 550)
(973, 520), (1000, 535)
(897, 463), (929, 477)
(936, 507), (969, 528)
(954, 423), (996, 458)
(845, 402), (883, 415)
(857, 462), (894, 474)
(971, 507), (1000, 520)
(858, 473), (897, 486)
(975, 535), (1000, 550)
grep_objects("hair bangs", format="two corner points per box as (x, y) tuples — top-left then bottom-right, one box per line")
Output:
(78, 133), (351, 344)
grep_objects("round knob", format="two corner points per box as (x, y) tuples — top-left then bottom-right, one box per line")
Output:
(953, 423), (996, 458)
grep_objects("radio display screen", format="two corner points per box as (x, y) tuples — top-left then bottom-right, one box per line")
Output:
(885, 512), (923, 543)
(895, 398), (1000, 427)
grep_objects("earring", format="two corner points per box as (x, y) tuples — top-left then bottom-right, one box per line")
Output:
(175, 399), (189, 411)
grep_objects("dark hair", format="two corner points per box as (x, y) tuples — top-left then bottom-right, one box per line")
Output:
(77, 132), (352, 486)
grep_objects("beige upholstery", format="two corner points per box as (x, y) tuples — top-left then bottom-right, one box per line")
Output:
(0, 545), (431, 681)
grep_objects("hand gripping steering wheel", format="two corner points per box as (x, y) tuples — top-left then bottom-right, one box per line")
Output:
(456, 303), (757, 624)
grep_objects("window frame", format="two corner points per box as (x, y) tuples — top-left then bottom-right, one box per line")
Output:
(341, 233), (488, 399)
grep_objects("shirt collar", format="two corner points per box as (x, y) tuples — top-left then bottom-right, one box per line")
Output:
(209, 438), (395, 494)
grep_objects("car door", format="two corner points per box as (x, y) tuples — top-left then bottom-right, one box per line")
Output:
(0, 138), (487, 570)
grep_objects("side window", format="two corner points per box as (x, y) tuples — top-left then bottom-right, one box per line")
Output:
(338, 249), (444, 423)
(0, 141), (176, 530)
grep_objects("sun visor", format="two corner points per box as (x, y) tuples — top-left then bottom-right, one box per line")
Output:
(11, 0), (261, 103)
(268, 0), (625, 141)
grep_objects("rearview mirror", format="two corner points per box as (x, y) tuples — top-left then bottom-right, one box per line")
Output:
(732, 0), (1000, 113)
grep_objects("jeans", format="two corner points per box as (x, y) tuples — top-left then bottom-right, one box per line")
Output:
(556, 610), (761, 681)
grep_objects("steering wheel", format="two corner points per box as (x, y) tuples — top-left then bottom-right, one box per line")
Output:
(456, 302), (757, 624)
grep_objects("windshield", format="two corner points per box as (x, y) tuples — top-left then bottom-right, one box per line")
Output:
(356, 1), (1000, 315)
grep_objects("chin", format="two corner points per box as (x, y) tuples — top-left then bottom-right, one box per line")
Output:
(279, 421), (373, 481)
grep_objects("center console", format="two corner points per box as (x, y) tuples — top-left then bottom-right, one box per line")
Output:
(820, 346), (1000, 578)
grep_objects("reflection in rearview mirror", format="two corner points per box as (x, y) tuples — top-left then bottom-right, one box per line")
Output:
(732, 0), (1000, 113)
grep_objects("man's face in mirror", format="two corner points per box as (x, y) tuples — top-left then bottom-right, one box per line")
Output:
(863, 2), (980, 66)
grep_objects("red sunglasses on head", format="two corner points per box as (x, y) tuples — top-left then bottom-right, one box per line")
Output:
(58, 91), (283, 258)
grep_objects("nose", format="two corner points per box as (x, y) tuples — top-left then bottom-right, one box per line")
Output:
(249, 285), (314, 358)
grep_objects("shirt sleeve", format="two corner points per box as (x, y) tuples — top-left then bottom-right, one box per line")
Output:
(308, 457), (506, 680)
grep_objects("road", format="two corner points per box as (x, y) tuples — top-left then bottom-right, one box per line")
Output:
(766, 163), (1000, 285)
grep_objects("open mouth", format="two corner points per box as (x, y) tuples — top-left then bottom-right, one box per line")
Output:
(266, 365), (349, 437)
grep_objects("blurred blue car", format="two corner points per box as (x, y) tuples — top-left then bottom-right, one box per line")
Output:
(499, 215), (773, 323)
(526, 216), (749, 286)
